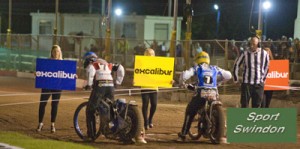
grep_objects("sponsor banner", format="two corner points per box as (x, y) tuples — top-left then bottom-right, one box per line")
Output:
(265, 60), (289, 90)
(227, 108), (297, 143)
(134, 56), (174, 87)
(35, 58), (77, 90)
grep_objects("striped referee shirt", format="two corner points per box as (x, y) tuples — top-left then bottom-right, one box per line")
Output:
(233, 48), (270, 84)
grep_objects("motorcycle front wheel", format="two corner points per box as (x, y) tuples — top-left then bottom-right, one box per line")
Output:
(73, 101), (102, 141)
(209, 105), (225, 144)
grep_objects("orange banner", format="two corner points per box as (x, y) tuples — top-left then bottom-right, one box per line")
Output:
(264, 60), (289, 90)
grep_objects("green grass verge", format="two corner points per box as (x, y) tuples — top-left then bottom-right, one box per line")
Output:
(0, 131), (94, 149)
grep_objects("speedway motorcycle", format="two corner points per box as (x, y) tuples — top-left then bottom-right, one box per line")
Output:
(187, 84), (225, 144)
(73, 97), (143, 143)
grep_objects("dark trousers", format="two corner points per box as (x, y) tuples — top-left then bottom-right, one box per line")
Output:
(87, 86), (114, 112)
(240, 83), (264, 108)
(86, 85), (114, 136)
(141, 90), (158, 127)
(180, 93), (205, 135)
(261, 90), (273, 108)
(38, 89), (62, 123)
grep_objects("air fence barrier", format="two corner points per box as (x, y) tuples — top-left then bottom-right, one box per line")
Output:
(0, 34), (300, 97)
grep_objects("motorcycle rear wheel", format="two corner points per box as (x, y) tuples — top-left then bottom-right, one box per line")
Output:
(119, 105), (143, 144)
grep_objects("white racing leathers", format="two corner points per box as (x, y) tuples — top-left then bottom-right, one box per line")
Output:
(86, 58), (125, 87)
(84, 59), (125, 89)
(88, 59), (124, 114)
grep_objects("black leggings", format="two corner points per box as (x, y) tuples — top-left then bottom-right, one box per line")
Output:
(141, 90), (157, 126)
(38, 89), (61, 123)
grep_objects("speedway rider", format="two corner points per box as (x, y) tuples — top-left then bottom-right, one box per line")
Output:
(86, 58), (125, 137)
(86, 58), (147, 143)
(177, 51), (232, 142)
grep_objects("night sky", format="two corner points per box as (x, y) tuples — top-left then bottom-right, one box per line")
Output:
(0, 0), (298, 40)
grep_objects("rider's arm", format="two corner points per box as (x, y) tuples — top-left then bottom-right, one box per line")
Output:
(86, 64), (96, 86)
(233, 52), (245, 83)
(216, 67), (232, 83)
(179, 66), (196, 85)
(112, 63), (125, 85)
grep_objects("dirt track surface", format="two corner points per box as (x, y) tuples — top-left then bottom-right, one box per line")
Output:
(0, 76), (300, 149)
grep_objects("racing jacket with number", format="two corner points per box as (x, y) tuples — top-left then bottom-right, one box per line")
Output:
(179, 63), (232, 89)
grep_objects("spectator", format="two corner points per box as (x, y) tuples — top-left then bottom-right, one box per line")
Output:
(287, 37), (295, 62)
(239, 39), (249, 53)
(134, 42), (146, 55)
(117, 34), (129, 65)
(274, 39), (282, 59)
(264, 38), (278, 59)
(151, 40), (158, 51)
(90, 44), (98, 53)
(228, 40), (240, 60)
(280, 36), (289, 59)
(176, 44), (182, 57)
(160, 42), (167, 56)
(192, 42), (202, 57)
(204, 43), (211, 55)
(293, 38), (300, 62)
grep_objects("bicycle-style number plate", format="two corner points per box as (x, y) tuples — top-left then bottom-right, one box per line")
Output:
(200, 89), (217, 100)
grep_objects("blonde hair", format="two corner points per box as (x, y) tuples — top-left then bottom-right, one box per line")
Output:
(144, 48), (155, 56)
(51, 45), (63, 60)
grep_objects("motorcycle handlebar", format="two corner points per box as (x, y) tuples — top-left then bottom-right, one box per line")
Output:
(181, 82), (196, 91)
(186, 84), (196, 91)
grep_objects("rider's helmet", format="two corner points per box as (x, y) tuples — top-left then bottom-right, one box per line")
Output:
(195, 51), (210, 65)
(83, 52), (98, 68)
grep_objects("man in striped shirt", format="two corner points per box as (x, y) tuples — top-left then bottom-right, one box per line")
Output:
(233, 36), (270, 108)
